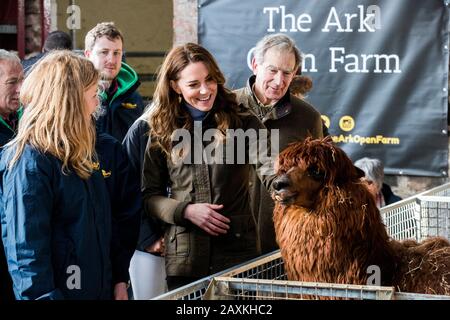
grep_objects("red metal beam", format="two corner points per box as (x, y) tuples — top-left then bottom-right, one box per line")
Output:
(17, 0), (25, 58)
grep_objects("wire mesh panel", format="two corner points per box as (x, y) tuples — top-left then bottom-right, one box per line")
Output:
(381, 199), (417, 240)
(220, 252), (286, 280)
(155, 183), (450, 300)
(210, 252), (448, 300)
(155, 245), (450, 300)
(422, 182), (450, 197)
(152, 279), (211, 300)
(416, 196), (450, 240)
(152, 251), (282, 300)
(381, 182), (450, 241)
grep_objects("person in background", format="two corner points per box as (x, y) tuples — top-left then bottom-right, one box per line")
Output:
(354, 157), (402, 208)
(0, 50), (23, 147)
(0, 51), (132, 299)
(123, 106), (164, 257)
(84, 22), (144, 141)
(234, 33), (323, 254)
(0, 49), (24, 301)
(142, 43), (275, 290)
(122, 107), (166, 299)
(95, 130), (141, 300)
(289, 74), (313, 100)
(22, 30), (73, 73)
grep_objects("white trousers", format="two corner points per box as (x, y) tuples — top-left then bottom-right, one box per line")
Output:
(129, 250), (167, 300)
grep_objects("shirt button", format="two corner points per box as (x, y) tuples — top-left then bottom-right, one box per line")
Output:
(235, 233), (241, 238)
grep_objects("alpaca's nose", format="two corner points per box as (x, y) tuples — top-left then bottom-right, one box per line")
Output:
(273, 175), (290, 191)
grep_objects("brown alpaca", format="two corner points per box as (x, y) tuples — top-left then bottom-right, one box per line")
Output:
(272, 137), (450, 295)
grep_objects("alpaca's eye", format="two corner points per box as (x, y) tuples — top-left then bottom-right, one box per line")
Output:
(307, 165), (325, 181)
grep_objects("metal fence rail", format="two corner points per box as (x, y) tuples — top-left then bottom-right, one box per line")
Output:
(152, 251), (281, 300)
(203, 277), (450, 300)
(204, 277), (396, 300)
(153, 279), (210, 300)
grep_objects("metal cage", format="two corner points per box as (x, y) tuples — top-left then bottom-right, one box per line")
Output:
(381, 183), (450, 241)
(154, 183), (450, 300)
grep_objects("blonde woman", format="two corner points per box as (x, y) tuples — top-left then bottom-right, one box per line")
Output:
(0, 51), (126, 300)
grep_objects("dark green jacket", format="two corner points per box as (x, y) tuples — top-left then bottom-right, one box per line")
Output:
(235, 76), (323, 254)
(142, 101), (275, 277)
(97, 63), (144, 142)
(0, 108), (22, 147)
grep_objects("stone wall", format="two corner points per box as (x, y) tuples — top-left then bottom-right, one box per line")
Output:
(173, 0), (197, 45)
(386, 174), (448, 200)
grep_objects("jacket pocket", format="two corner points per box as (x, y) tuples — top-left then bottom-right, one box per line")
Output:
(224, 215), (257, 253)
(166, 226), (190, 257)
(53, 240), (76, 285)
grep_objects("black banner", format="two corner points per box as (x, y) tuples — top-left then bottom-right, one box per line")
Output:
(199, 0), (449, 176)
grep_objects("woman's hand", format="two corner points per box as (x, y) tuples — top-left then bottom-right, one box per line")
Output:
(114, 282), (129, 300)
(183, 203), (230, 236)
(145, 236), (165, 256)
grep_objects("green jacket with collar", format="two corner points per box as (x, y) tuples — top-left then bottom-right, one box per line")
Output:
(142, 101), (275, 277)
(0, 107), (23, 147)
(234, 76), (323, 254)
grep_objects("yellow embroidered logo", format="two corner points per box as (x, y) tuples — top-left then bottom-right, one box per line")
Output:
(122, 103), (137, 109)
(102, 169), (112, 178)
(91, 162), (100, 171)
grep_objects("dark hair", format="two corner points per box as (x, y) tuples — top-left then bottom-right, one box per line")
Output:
(289, 75), (313, 97)
(43, 31), (73, 52)
(150, 43), (242, 155)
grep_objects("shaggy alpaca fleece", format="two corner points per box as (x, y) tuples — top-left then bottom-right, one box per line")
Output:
(272, 137), (450, 296)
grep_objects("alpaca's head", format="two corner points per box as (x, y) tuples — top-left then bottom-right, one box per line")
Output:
(272, 137), (365, 209)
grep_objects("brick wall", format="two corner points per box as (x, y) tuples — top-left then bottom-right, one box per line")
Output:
(173, 0), (197, 45)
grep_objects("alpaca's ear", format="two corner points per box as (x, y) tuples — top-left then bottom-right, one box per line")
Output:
(354, 166), (365, 179)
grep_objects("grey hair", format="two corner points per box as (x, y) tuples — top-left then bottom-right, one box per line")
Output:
(354, 157), (384, 188)
(253, 33), (302, 70)
(0, 50), (20, 77)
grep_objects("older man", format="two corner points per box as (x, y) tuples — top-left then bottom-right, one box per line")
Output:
(235, 34), (324, 254)
(84, 22), (144, 142)
(22, 30), (73, 73)
(0, 49), (23, 301)
(0, 50), (23, 146)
